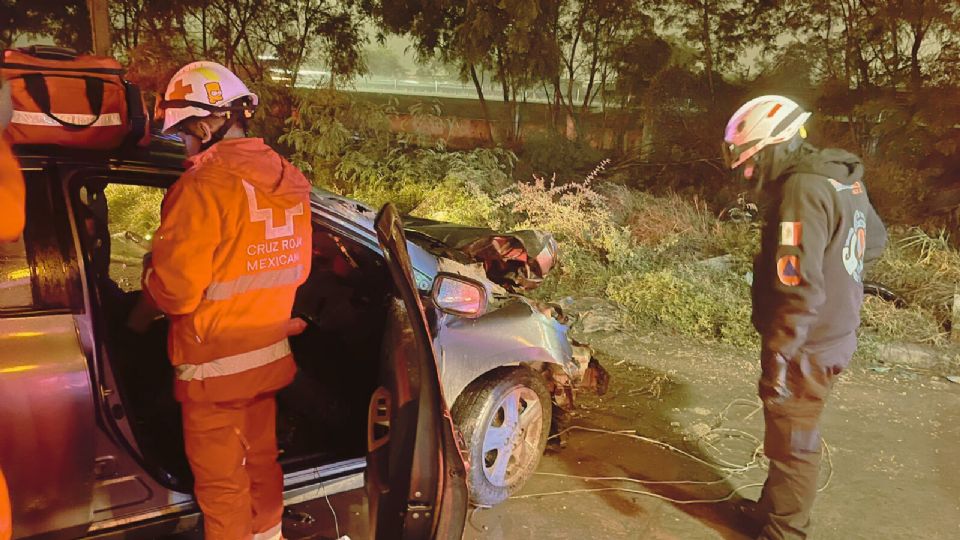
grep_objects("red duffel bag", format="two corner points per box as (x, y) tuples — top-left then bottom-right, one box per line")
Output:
(1, 46), (149, 149)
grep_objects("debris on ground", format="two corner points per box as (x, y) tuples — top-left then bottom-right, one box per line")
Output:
(558, 296), (625, 335)
(874, 342), (942, 369)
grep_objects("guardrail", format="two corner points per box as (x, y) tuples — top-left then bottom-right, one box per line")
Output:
(282, 71), (589, 105)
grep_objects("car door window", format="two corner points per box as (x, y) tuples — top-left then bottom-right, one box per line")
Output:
(94, 184), (164, 292)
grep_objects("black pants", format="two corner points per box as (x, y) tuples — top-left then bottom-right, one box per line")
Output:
(756, 345), (846, 540)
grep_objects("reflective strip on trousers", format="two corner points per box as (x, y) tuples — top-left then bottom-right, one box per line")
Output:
(175, 339), (291, 381)
(205, 265), (304, 301)
(252, 522), (282, 540)
(12, 110), (122, 127)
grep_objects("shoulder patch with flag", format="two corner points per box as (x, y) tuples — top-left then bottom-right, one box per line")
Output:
(779, 222), (802, 246)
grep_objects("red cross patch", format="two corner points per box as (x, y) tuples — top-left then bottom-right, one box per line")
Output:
(168, 79), (193, 101)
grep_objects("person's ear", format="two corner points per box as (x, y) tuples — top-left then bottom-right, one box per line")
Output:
(197, 119), (214, 144)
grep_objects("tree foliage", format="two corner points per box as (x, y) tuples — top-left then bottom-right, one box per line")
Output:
(1, 0), (91, 51)
(1, 1), (369, 94)
(369, 0), (561, 142)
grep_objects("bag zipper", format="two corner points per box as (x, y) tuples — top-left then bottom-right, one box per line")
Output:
(0, 62), (125, 75)
(6, 73), (124, 86)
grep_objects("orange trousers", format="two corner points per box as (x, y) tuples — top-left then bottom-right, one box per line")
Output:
(182, 394), (284, 540)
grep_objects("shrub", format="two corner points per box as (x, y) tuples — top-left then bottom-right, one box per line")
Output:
(280, 90), (516, 225)
(521, 131), (605, 178)
(864, 160), (932, 227)
(513, 175), (951, 352)
(410, 149), (515, 227)
(280, 89), (394, 192)
(348, 146), (515, 220)
(606, 267), (756, 348)
(496, 164), (628, 256)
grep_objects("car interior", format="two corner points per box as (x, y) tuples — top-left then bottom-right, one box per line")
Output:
(70, 176), (392, 491)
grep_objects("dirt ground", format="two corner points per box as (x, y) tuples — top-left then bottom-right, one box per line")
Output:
(169, 321), (960, 540)
(465, 327), (960, 540)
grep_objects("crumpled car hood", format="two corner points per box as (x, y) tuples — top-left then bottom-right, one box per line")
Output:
(402, 216), (559, 291)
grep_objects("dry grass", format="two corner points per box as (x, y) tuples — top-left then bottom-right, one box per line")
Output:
(871, 227), (960, 327)
(860, 295), (947, 345)
(626, 192), (714, 248)
(501, 166), (959, 353)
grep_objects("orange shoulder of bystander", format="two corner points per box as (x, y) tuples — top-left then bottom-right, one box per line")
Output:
(0, 468), (11, 540)
(0, 138), (25, 243)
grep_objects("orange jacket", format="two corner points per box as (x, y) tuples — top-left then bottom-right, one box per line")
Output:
(145, 138), (313, 403)
(0, 138), (25, 242)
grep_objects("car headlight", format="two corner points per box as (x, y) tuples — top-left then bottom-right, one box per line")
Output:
(431, 273), (487, 318)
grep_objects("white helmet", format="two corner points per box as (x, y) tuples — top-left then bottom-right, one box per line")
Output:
(722, 95), (810, 170)
(160, 61), (258, 134)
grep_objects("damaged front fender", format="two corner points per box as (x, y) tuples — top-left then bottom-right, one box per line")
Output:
(435, 296), (608, 409)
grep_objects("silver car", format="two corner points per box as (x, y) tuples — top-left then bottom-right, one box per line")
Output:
(0, 139), (605, 538)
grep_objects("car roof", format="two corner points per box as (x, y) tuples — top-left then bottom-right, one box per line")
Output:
(12, 133), (186, 173)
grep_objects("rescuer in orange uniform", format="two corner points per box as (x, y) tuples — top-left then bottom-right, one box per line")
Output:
(145, 61), (312, 540)
(1, 76), (26, 243)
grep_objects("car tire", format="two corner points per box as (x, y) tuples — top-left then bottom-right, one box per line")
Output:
(451, 366), (552, 507)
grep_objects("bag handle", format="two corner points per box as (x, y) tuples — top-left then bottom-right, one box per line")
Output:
(22, 73), (105, 129)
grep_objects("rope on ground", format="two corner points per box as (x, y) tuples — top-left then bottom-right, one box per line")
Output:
(516, 398), (835, 504)
(547, 425), (759, 475)
(511, 482), (767, 505)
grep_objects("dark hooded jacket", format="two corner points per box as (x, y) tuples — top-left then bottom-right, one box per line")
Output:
(752, 145), (887, 365)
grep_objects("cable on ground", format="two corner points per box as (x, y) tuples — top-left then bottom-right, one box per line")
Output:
(512, 398), (834, 504)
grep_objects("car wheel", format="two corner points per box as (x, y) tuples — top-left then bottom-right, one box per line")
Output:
(451, 366), (552, 506)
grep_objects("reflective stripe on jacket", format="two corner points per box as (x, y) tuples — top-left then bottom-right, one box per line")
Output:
(0, 139), (25, 242)
(145, 138), (312, 402)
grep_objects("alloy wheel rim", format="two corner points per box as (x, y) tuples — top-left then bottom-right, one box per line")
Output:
(480, 385), (543, 488)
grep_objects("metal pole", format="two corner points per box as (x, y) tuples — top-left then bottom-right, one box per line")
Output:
(87, 0), (112, 56)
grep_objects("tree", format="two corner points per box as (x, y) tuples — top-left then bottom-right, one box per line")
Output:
(108, 0), (368, 91)
(369, 0), (561, 144)
(1, 0), (91, 51)
(548, 0), (656, 138)
(365, 46), (406, 78)
(658, 0), (779, 97)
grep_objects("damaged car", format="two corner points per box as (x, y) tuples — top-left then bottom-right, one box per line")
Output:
(1, 136), (606, 539)
(298, 194), (609, 506)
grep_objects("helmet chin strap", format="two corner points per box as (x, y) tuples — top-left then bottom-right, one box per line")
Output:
(750, 133), (809, 194)
(199, 112), (240, 152)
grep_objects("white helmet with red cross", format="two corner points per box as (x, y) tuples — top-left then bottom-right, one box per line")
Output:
(160, 61), (258, 134)
(722, 95), (810, 170)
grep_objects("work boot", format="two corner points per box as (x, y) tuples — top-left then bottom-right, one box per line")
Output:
(733, 498), (767, 537)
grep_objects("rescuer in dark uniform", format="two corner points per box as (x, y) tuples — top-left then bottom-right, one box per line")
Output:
(722, 95), (887, 539)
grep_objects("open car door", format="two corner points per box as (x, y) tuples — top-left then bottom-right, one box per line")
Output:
(367, 204), (469, 539)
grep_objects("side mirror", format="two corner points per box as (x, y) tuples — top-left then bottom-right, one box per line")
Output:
(431, 273), (487, 318)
